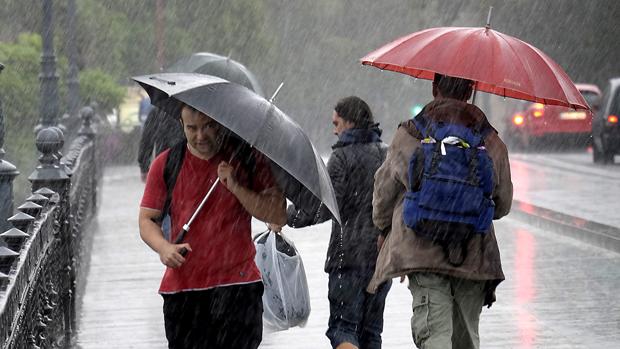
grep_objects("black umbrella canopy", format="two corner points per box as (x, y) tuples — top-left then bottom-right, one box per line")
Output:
(165, 52), (264, 97)
(133, 73), (340, 224)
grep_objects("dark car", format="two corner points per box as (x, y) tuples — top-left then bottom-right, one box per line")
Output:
(592, 78), (620, 163)
(505, 84), (601, 150)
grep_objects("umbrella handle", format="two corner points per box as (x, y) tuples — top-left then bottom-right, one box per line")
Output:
(174, 226), (189, 256)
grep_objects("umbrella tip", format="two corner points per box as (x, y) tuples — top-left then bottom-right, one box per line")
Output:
(485, 6), (493, 29)
(269, 81), (285, 103)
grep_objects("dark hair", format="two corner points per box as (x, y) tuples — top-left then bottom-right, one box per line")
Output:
(434, 73), (473, 101)
(334, 96), (374, 128)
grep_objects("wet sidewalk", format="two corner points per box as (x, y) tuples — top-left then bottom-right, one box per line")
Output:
(75, 164), (620, 348)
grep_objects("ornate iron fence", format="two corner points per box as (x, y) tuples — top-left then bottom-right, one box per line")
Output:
(0, 108), (101, 349)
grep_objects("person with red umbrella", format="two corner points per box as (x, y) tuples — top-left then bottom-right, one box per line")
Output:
(362, 13), (586, 347)
(369, 73), (513, 349)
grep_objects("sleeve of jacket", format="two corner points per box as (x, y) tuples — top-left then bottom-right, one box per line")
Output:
(489, 133), (513, 219)
(287, 150), (347, 228)
(372, 129), (408, 232)
(137, 108), (159, 174)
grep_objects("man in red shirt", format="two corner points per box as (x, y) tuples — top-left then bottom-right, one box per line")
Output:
(139, 104), (287, 349)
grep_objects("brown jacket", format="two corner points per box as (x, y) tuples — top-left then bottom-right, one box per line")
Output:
(368, 99), (513, 299)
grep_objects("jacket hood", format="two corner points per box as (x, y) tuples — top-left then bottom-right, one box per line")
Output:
(333, 123), (383, 149)
(402, 99), (496, 139)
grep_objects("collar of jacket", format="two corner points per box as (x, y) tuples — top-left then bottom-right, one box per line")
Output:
(399, 99), (496, 139)
(332, 123), (383, 149)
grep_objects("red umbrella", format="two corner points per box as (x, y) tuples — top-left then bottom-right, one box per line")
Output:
(361, 25), (588, 110)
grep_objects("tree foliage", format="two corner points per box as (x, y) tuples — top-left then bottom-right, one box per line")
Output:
(79, 69), (125, 113)
(0, 0), (618, 156)
(0, 33), (45, 153)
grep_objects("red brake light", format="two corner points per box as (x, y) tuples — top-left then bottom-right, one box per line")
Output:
(532, 103), (544, 118)
(608, 115), (619, 123)
(513, 114), (525, 126)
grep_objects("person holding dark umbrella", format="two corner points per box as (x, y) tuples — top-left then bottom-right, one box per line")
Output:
(135, 71), (340, 349)
(137, 52), (264, 182)
(138, 103), (286, 349)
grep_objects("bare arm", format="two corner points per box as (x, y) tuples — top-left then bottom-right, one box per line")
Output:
(217, 162), (287, 225)
(138, 207), (192, 268)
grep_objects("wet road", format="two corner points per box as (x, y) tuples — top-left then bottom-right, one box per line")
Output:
(509, 151), (620, 228)
(75, 160), (620, 348)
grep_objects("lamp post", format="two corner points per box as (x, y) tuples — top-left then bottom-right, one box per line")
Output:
(37, 0), (60, 131)
(32, 0), (68, 192)
(66, 0), (80, 119)
(0, 63), (20, 231)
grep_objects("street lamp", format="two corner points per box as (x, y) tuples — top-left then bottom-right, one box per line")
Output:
(37, 0), (60, 131)
(65, 0), (80, 119)
(0, 62), (20, 231)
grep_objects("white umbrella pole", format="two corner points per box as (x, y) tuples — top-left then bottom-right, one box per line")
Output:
(184, 178), (220, 231)
(174, 146), (246, 251)
(174, 178), (220, 249)
(269, 82), (284, 103)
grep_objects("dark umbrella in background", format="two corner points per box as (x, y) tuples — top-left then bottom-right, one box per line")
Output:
(166, 52), (265, 97)
(133, 73), (340, 247)
(138, 52), (265, 177)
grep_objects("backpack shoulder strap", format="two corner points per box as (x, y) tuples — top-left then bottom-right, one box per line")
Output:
(161, 140), (187, 219)
(412, 113), (430, 139)
(477, 119), (497, 141)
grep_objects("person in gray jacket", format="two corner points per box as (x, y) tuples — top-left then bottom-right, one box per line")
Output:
(271, 96), (391, 349)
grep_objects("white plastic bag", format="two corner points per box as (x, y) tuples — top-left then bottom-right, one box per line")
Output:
(254, 230), (311, 331)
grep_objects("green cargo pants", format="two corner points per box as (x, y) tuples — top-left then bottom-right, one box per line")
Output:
(408, 272), (486, 349)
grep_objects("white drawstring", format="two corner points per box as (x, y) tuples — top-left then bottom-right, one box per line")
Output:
(440, 136), (465, 155)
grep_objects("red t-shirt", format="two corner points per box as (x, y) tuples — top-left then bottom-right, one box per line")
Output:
(141, 145), (276, 294)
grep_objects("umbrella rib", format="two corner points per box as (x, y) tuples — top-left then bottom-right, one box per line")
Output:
(495, 32), (537, 102)
(403, 28), (468, 78)
(526, 43), (576, 107)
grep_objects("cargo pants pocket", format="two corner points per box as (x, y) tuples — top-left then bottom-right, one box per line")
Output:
(409, 273), (454, 349)
(411, 289), (431, 347)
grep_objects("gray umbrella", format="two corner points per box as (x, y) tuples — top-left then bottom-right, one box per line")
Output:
(133, 73), (340, 230)
(165, 52), (264, 97)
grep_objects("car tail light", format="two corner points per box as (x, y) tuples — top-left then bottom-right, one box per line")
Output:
(532, 103), (544, 118)
(513, 114), (525, 126)
(608, 115), (619, 124)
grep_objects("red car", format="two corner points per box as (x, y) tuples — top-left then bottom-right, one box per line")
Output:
(505, 84), (602, 149)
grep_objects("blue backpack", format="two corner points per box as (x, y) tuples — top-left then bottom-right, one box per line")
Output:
(403, 114), (495, 265)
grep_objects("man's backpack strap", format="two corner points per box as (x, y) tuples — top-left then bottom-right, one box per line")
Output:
(412, 113), (430, 139)
(477, 119), (496, 141)
(161, 140), (187, 220)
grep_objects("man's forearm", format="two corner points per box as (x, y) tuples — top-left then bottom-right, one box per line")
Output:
(139, 215), (169, 254)
(230, 185), (287, 225)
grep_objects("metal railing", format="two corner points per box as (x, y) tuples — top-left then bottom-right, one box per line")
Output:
(0, 107), (102, 349)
